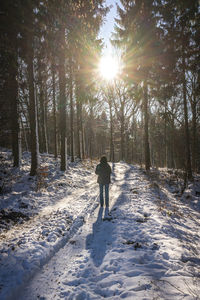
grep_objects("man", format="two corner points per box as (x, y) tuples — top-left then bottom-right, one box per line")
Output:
(95, 156), (111, 207)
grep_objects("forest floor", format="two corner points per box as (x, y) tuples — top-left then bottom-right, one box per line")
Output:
(0, 149), (200, 300)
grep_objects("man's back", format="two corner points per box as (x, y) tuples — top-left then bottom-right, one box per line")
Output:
(95, 162), (111, 185)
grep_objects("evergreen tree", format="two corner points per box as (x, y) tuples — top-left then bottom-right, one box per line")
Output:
(113, 0), (160, 170)
(0, 0), (21, 167)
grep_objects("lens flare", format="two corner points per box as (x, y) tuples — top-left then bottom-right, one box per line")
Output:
(99, 55), (119, 80)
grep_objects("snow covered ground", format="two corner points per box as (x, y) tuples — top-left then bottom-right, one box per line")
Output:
(0, 150), (200, 300)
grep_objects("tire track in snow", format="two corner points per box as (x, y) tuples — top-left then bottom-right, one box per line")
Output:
(0, 177), (100, 300)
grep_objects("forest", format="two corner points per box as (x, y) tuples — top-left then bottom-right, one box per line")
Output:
(1, 0), (200, 178)
(1, 1), (200, 299)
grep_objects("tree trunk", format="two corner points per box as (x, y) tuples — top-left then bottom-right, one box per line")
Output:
(9, 52), (20, 167)
(80, 104), (85, 159)
(39, 85), (46, 152)
(27, 34), (39, 176)
(120, 104), (125, 161)
(182, 46), (192, 179)
(143, 80), (150, 171)
(7, 22), (20, 167)
(164, 100), (167, 167)
(76, 97), (81, 159)
(19, 101), (29, 151)
(51, 61), (57, 159)
(44, 83), (49, 153)
(131, 121), (135, 163)
(58, 26), (66, 171)
(89, 106), (94, 159)
(191, 100), (197, 172)
(38, 61), (48, 154)
(109, 101), (114, 162)
(20, 115), (28, 151)
(69, 59), (74, 162)
(170, 118), (175, 169)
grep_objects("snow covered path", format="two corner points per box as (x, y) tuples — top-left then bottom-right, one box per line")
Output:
(0, 162), (100, 300)
(17, 163), (200, 300)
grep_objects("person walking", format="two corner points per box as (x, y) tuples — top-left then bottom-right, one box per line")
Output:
(95, 156), (111, 207)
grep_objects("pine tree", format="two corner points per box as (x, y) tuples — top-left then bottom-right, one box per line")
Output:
(159, 0), (200, 178)
(0, 0), (21, 167)
(113, 0), (160, 169)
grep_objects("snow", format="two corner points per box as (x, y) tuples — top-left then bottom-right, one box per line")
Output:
(0, 150), (200, 300)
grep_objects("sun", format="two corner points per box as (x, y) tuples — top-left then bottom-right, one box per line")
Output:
(99, 55), (119, 80)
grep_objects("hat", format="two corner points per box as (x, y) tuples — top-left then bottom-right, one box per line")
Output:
(100, 156), (107, 163)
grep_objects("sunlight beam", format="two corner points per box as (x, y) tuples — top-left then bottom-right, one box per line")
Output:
(98, 55), (120, 80)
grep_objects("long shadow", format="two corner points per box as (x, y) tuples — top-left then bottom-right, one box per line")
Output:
(81, 164), (186, 298)
(86, 207), (106, 267)
(85, 164), (140, 268)
(144, 170), (200, 244)
(85, 163), (119, 267)
(142, 169), (200, 295)
(80, 164), (197, 298)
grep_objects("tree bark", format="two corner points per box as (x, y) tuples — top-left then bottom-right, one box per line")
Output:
(164, 100), (167, 167)
(191, 99), (197, 172)
(88, 105), (94, 159)
(7, 23), (20, 167)
(170, 118), (175, 169)
(109, 101), (114, 162)
(182, 46), (192, 179)
(120, 103), (125, 161)
(69, 59), (74, 162)
(58, 26), (66, 171)
(51, 61), (57, 159)
(80, 103), (85, 159)
(27, 34), (39, 176)
(76, 97), (81, 159)
(143, 80), (150, 171)
(9, 53), (20, 167)
(44, 83), (48, 153)
(39, 82), (46, 153)
(20, 115), (28, 151)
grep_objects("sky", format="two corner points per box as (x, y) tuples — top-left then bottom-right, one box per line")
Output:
(99, 0), (121, 55)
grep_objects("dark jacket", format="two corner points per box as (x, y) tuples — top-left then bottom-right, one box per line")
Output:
(95, 162), (111, 185)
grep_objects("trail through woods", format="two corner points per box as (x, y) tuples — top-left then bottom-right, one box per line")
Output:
(14, 163), (200, 300)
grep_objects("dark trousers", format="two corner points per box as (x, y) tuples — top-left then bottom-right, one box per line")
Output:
(99, 184), (109, 207)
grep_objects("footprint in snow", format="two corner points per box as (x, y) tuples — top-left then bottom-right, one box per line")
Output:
(162, 252), (169, 259)
(123, 240), (142, 250)
(131, 283), (152, 292)
(102, 216), (113, 222)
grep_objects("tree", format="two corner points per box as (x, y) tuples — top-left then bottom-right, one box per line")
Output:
(58, 24), (67, 171)
(0, 0), (110, 171)
(51, 58), (58, 159)
(68, 54), (74, 162)
(27, 33), (39, 175)
(159, 0), (200, 179)
(0, 0), (21, 167)
(113, 0), (160, 169)
(101, 84), (115, 161)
